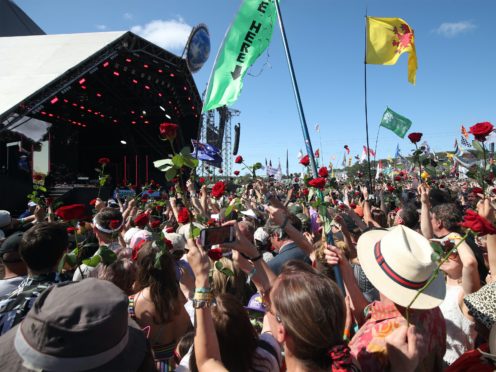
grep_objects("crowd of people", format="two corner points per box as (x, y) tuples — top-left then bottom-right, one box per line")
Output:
(0, 172), (496, 371)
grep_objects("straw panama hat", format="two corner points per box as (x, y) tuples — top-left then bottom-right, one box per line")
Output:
(357, 225), (446, 310)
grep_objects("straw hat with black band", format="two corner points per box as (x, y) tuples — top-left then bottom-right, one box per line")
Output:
(357, 225), (446, 309)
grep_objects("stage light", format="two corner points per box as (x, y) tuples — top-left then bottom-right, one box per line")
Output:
(144, 85), (150, 90)
(158, 92), (163, 97)
(81, 85), (87, 90)
(142, 110), (146, 115)
(103, 61), (109, 67)
(159, 106), (165, 112)
(79, 78), (86, 85)
(132, 79), (138, 84)
(170, 73), (175, 77)
(131, 121), (136, 125)
(165, 114), (171, 119)
(144, 64), (149, 68)
(96, 93), (102, 97)
(126, 58), (132, 63)
(50, 97), (59, 104)
(120, 140), (127, 145)
(113, 71), (120, 76)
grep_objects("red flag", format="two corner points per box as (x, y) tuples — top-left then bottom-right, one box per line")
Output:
(315, 149), (320, 158)
(344, 145), (350, 154)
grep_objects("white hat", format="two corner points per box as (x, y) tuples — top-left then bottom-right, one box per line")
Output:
(176, 222), (205, 241)
(27, 201), (37, 207)
(163, 232), (186, 253)
(357, 225), (446, 310)
(0, 210), (12, 228)
(254, 227), (269, 244)
(129, 230), (152, 250)
(479, 324), (496, 361)
(123, 227), (139, 245)
(241, 209), (257, 219)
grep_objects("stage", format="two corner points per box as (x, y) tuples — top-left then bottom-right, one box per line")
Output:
(0, 31), (202, 213)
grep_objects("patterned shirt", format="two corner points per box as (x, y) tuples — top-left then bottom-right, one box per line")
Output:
(349, 301), (446, 371)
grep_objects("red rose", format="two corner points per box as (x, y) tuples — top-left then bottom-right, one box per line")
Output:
(199, 177), (206, 184)
(155, 205), (163, 212)
(208, 247), (223, 261)
(67, 227), (76, 234)
(147, 189), (154, 193)
(234, 170), (240, 176)
(134, 213), (149, 228)
(149, 219), (161, 229)
(299, 155), (310, 166)
(408, 132), (423, 144)
(234, 155), (243, 164)
(439, 184), (445, 189)
(350, 203), (357, 209)
(89, 198), (97, 206)
(177, 208), (190, 224)
(302, 188), (309, 196)
(159, 122), (178, 140)
(318, 167), (329, 178)
(55, 204), (86, 221)
(394, 176), (402, 182)
(469, 122), (494, 142)
(142, 194), (149, 200)
(387, 185), (395, 192)
(171, 178), (178, 184)
(207, 218), (216, 227)
(33, 174), (43, 181)
(471, 187), (483, 195)
(338, 204), (347, 210)
(308, 177), (326, 189)
(294, 177), (299, 183)
(98, 157), (110, 165)
(211, 181), (225, 199)
(460, 210), (496, 236)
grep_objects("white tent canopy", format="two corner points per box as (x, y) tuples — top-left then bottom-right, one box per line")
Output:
(0, 31), (126, 119)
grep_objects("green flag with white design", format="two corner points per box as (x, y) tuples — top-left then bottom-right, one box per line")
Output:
(380, 107), (412, 138)
(202, 0), (277, 113)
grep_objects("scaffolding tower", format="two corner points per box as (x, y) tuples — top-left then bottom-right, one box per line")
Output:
(200, 105), (240, 176)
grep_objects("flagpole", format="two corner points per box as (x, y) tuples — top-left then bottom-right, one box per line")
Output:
(274, 1), (317, 177)
(364, 15), (374, 191)
(274, 1), (345, 294)
(373, 125), (381, 162)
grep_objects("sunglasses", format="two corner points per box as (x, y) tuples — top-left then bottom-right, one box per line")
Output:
(261, 287), (282, 323)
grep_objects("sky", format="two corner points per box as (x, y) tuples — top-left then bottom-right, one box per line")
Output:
(15, 0), (496, 174)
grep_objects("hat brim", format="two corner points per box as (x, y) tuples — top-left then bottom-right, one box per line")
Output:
(357, 229), (445, 310)
(3, 320), (150, 372)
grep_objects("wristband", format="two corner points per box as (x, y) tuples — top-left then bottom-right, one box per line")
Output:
(240, 252), (263, 262)
(246, 267), (257, 284)
(195, 287), (212, 294)
(280, 216), (289, 230)
(192, 298), (216, 309)
(193, 292), (214, 301)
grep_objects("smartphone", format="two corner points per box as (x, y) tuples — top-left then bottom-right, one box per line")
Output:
(200, 226), (235, 249)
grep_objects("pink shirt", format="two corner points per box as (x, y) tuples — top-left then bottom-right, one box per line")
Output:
(349, 301), (446, 371)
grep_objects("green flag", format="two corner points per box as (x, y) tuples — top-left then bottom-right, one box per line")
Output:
(202, 0), (277, 113)
(380, 107), (412, 138)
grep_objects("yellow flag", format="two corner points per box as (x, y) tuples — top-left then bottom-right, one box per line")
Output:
(366, 17), (418, 84)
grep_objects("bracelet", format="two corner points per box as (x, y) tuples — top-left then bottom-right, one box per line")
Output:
(240, 252), (263, 262)
(343, 328), (351, 341)
(193, 292), (214, 301)
(246, 267), (257, 284)
(192, 298), (216, 309)
(195, 287), (212, 294)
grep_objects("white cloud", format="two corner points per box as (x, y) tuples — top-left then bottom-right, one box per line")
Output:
(131, 19), (192, 52)
(123, 12), (133, 20)
(434, 21), (476, 37)
(96, 24), (107, 31)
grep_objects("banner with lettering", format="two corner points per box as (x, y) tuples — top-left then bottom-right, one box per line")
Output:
(202, 0), (277, 112)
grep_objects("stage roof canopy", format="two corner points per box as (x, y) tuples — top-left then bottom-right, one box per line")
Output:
(0, 31), (202, 157)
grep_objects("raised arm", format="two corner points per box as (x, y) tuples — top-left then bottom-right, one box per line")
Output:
(418, 184), (433, 239)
